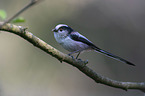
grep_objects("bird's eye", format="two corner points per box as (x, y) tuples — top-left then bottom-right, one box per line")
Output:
(59, 28), (63, 32)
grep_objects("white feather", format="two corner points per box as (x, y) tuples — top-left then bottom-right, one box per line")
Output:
(55, 24), (68, 30)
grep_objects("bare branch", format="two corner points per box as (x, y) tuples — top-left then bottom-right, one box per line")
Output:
(0, 22), (144, 92)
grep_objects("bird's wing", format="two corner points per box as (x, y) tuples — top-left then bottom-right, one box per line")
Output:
(69, 32), (97, 48)
(69, 32), (135, 66)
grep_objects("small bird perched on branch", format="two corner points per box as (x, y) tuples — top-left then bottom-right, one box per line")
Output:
(52, 24), (135, 66)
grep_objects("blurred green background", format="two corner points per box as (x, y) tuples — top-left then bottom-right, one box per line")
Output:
(0, 0), (145, 96)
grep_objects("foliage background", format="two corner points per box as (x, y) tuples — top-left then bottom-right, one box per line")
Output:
(0, 0), (145, 96)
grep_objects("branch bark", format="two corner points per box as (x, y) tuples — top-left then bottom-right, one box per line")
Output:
(0, 22), (145, 92)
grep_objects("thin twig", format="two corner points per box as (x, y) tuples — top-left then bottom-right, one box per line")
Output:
(0, 0), (42, 28)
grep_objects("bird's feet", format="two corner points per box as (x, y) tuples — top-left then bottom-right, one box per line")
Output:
(67, 54), (88, 65)
(68, 54), (75, 59)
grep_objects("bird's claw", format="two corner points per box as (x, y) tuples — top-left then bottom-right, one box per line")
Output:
(68, 54), (75, 59)
(77, 58), (82, 61)
(84, 60), (88, 64)
(68, 53), (71, 56)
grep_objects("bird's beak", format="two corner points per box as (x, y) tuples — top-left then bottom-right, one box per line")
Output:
(52, 28), (56, 32)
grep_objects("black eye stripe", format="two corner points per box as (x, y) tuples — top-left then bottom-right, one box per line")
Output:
(58, 26), (73, 31)
(58, 27), (65, 30)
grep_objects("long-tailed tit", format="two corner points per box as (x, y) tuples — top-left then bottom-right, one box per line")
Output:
(52, 24), (135, 66)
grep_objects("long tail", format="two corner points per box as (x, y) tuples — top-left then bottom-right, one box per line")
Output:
(94, 48), (135, 66)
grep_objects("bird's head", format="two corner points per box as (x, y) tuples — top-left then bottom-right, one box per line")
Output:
(52, 24), (74, 35)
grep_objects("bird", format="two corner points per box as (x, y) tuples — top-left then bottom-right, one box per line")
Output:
(52, 24), (135, 66)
